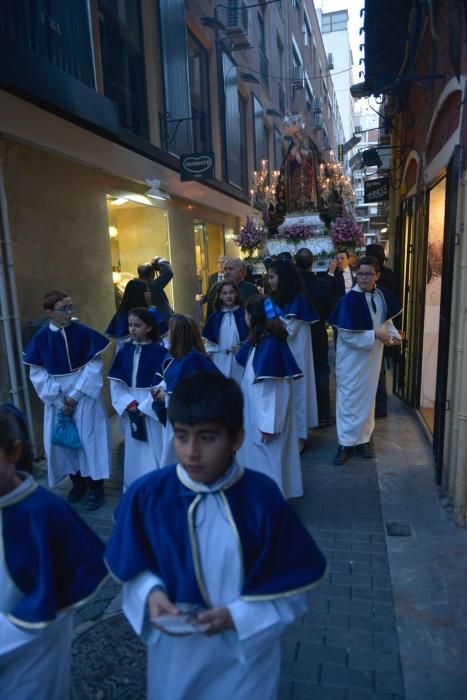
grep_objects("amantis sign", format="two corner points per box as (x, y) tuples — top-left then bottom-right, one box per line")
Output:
(180, 152), (215, 181)
(364, 176), (390, 203)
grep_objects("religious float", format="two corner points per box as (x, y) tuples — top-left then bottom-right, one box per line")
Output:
(238, 113), (363, 273)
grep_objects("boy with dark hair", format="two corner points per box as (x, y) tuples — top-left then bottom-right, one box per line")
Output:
(329, 256), (401, 465)
(23, 290), (111, 509)
(105, 372), (326, 700)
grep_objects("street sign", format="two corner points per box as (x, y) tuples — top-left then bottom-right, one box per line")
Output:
(364, 176), (390, 203)
(180, 152), (215, 181)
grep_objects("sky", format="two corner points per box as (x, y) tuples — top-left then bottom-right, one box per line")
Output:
(314, 0), (365, 83)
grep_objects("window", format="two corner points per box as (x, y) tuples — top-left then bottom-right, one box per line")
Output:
(188, 32), (211, 152)
(258, 12), (269, 88)
(253, 96), (267, 170)
(239, 95), (248, 190)
(274, 126), (283, 170)
(303, 9), (312, 47)
(322, 11), (348, 33)
(99, 0), (149, 138)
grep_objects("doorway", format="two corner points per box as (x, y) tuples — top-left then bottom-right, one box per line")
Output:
(194, 220), (225, 321)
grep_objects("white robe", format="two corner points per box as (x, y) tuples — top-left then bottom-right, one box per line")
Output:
(282, 316), (319, 438)
(204, 310), (243, 383)
(29, 344), (111, 486)
(236, 349), (303, 498)
(0, 479), (74, 700)
(335, 287), (400, 447)
(121, 466), (308, 700)
(109, 344), (165, 491)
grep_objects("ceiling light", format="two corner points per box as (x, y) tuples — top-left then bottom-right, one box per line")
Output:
(145, 178), (171, 201)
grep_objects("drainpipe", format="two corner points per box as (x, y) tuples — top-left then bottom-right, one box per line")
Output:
(0, 160), (37, 455)
(453, 169), (467, 526)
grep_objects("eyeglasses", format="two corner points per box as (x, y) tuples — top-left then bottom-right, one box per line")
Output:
(54, 305), (74, 313)
(356, 272), (376, 278)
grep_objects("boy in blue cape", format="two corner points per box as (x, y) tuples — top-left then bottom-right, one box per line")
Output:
(23, 290), (111, 509)
(328, 256), (401, 465)
(105, 372), (326, 700)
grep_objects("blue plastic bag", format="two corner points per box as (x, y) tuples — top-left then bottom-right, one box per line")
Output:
(52, 412), (82, 449)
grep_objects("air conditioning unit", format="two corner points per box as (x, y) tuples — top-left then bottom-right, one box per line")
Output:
(327, 53), (334, 69)
(313, 112), (323, 129)
(313, 95), (322, 111)
(219, 0), (249, 37)
(292, 65), (304, 88)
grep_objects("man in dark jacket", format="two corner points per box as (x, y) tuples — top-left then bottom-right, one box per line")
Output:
(138, 258), (174, 321)
(295, 248), (335, 427)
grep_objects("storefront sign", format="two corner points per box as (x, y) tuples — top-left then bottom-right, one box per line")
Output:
(180, 152), (215, 181)
(364, 177), (390, 203)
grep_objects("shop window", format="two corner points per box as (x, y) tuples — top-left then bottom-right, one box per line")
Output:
(420, 178), (446, 430)
(106, 195), (171, 309)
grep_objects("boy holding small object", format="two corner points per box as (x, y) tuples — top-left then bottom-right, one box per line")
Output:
(105, 372), (326, 700)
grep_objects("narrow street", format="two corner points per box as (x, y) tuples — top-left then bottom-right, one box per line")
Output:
(38, 393), (467, 700)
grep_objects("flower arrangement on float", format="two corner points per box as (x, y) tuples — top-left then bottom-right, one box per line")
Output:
(278, 221), (315, 243)
(234, 216), (265, 257)
(330, 215), (365, 251)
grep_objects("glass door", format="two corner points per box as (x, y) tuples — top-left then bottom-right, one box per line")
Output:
(194, 220), (225, 323)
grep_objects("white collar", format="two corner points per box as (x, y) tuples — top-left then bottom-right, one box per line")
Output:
(176, 459), (244, 493)
(221, 305), (239, 313)
(49, 322), (69, 332)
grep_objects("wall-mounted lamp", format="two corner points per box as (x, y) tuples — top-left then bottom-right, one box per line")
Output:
(231, 42), (253, 51)
(108, 226), (119, 239)
(200, 15), (227, 31)
(240, 72), (259, 84)
(145, 178), (171, 201)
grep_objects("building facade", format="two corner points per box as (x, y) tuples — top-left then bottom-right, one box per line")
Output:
(0, 0), (344, 443)
(357, 0), (467, 525)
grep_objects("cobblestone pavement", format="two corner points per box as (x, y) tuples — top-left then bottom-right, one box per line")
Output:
(37, 396), (467, 700)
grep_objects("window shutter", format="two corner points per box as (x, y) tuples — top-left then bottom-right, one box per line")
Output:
(158, 0), (193, 154)
(221, 51), (242, 186)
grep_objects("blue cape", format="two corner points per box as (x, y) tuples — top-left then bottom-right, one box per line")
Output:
(159, 349), (222, 393)
(202, 307), (249, 344)
(105, 465), (326, 604)
(108, 342), (169, 388)
(235, 335), (303, 381)
(2, 480), (107, 626)
(105, 309), (168, 338)
(23, 321), (109, 375)
(328, 287), (402, 331)
(281, 294), (319, 324)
